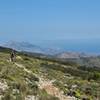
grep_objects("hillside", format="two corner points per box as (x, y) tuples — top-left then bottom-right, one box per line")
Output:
(0, 47), (100, 100)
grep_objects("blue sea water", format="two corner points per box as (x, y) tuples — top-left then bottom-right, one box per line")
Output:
(41, 38), (100, 54)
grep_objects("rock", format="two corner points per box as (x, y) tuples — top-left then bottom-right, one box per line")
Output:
(25, 95), (37, 100)
(72, 85), (78, 89)
(0, 80), (8, 94)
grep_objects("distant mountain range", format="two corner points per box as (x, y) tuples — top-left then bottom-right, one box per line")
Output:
(2, 41), (97, 58)
(3, 41), (63, 55)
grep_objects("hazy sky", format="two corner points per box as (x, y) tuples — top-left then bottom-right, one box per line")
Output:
(0, 0), (100, 52)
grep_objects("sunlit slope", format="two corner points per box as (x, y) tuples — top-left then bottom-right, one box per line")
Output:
(0, 50), (100, 100)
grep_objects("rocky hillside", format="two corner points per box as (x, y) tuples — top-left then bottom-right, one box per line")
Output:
(0, 47), (100, 100)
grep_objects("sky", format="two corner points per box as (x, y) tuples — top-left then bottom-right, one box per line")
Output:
(0, 0), (100, 53)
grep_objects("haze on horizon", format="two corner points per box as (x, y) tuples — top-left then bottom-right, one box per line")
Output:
(0, 0), (100, 54)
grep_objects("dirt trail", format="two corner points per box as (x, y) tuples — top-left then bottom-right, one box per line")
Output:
(15, 63), (77, 100)
(38, 78), (77, 100)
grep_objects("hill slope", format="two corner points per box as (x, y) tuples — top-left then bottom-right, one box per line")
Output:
(0, 48), (100, 100)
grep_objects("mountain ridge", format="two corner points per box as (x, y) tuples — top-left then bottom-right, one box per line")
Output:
(3, 41), (63, 55)
(2, 41), (97, 58)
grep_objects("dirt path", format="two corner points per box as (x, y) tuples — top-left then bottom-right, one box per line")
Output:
(15, 63), (77, 100)
(38, 78), (77, 100)
(38, 78), (67, 100)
